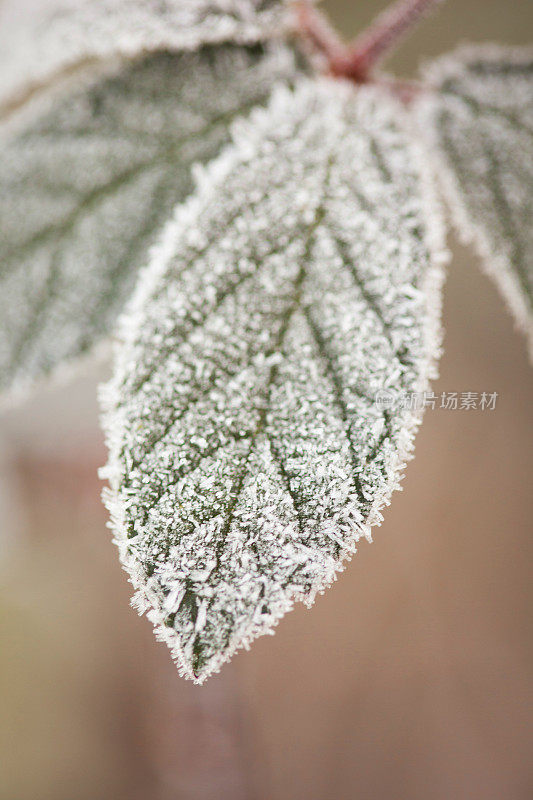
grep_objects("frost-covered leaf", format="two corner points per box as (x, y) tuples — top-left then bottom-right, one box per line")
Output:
(101, 78), (446, 683)
(418, 45), (533, 354)
(0, 42), (298, 399)
(0, 0), (296, 111)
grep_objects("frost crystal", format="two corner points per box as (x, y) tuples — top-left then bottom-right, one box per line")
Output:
(0, 0), (297, 110)
(0, 43), (298, 400)
(418, 45), (533, 354)
(101, 78), (446, 683)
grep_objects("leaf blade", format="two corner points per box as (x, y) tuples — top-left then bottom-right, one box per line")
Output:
(0, 0), (295, 112)
(0, 42), (299, 401)
(418, 45), (533, 355)
(101, 78), (446, 682)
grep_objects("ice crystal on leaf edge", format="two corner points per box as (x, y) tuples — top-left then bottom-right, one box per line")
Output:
(0, 0), (302, 112)
(100, 77), (449, 683)
(416, 44), (533, 357)
(0, 42), (300, 408)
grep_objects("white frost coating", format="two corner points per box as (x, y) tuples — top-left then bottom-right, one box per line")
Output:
(418, 45), (533, 356)
(0, 0), (298, 111)
(100, 78), (447, 683)
(0, 43), (298, 401)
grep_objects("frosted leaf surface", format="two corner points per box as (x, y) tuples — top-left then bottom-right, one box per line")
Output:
(0, 43), (298, 399)
(418, 46), (533, 354)
(101, 79), (446, 683)
(0, 0), (296, 110)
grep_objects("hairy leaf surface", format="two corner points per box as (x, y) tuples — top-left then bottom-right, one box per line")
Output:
(101, 79), (446, 682)
(0, 0), (295, 111)
(0, 43), (298, 399)
(419, 46), (533, 354)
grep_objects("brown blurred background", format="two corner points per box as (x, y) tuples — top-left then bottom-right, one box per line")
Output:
(1, 1), (532, 799)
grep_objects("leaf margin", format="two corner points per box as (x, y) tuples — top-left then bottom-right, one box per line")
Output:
(416, 42), (533, 357)
(0, 0), (301, 117)
(0, 41), (301, 408)
(99, 77), (449, 683)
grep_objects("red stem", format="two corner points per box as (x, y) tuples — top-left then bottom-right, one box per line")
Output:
(348, 0), (446, 78)
(294, 0), (446, 83)
(293, 2), (351, 72)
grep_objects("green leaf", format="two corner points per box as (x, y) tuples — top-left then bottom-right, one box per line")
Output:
(101, 79), (447, 683)
(418, 45), (533, 355)
(0, 42), (298, 400)
(0, 0), (294, 112)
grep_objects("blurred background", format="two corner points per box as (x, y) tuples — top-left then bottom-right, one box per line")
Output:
(0, 1), (532, 799)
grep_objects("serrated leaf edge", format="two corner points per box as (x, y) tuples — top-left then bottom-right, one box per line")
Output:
(418, 43), (533, 358)
(99, 81), (449, 683)
(0, 42), (300, 410)
(0, 0), (300, 117)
